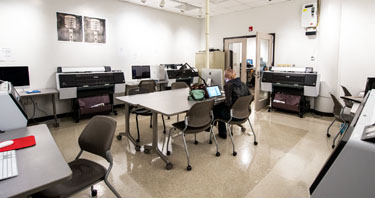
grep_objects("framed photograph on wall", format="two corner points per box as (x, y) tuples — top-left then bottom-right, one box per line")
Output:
(84, 16), (106, 43)
(56, 12), (83, 42)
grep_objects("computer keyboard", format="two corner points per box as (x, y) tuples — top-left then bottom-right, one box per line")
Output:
(0, 150), (18, 180)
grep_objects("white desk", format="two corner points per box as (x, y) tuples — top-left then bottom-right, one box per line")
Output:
(0, 124), (71, 197)
(311, 90), (375, 197)
(116, 88), (195, 170)
(19, 88), (59, 127)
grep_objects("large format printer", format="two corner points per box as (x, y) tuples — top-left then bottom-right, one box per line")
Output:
(56, 66), (125, 122)
(261, 67), (320, 117)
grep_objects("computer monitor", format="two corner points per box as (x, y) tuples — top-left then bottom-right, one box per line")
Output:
(132, 65), (151, 80)
(247, 59), (253, 66)
(364, 77), (375, 96)
(0, 66), (30, 87)
(201, 68), (223, 89)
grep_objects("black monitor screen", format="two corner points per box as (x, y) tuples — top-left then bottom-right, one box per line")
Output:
(0, 66), (30, 86)
(132, 66), (150, 79)
(365, 77), (375, 96)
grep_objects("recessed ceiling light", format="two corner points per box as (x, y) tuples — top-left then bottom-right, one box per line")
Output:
(141, 0), (146, 3)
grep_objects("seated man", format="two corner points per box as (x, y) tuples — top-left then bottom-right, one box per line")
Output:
(213, 69), (251, 139)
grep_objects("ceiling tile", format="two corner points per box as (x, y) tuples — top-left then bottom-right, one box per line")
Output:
(120, 0), (290, 18)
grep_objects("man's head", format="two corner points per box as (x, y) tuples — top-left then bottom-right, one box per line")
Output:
(224, 68), (236, 82)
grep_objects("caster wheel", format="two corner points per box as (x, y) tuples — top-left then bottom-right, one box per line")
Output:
(299, 114), (303, 118)
(114, 112), (118, 116)
(332, 145), (335, 149)
(187, 165), (192, 171)
(233, 151), (237, 156)
(163, 130), (166, 134)
(194, 141), (198, 145)
(327, 134), (331, 137)
(268, 109), (271, 112)
(150, 125), (152, 128)
(168, 116), (170, 120)
(135, 145), (141, 151)
(167, 151), (171, 155)
(241, 127), (246, 132)
(166, 162), (173, 170)
(209, 140), (212, 144)
(136, 139), (140, 143)
(91, 189), (97, 197)
(216, 152), (220, 157)
(144, 149), (150, 154)
(254, 141), (258, 145)
(116, 135), (122, 140)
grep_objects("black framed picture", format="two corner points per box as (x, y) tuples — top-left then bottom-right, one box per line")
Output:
(56, 12), (83, 42)
(84, 16), (106, 43)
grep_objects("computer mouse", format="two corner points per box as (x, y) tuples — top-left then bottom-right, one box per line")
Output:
(0, 140), (14, 149)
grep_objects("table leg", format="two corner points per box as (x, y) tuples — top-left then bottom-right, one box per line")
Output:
(144, 112), (173, 170)
(117, 103), (141, 151)
(52, 94), (59, 127)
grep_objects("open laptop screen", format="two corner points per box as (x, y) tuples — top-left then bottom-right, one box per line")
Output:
(206, 86), (222, 98)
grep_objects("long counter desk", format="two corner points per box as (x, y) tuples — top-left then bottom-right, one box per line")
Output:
(310, 89), (375, 198)
(0, 124), (72, 197)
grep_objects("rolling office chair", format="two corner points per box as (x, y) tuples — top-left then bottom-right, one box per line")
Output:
(33, 116), (121, 198)
(341, 85), (354, 108)
(171, 81), (189, 89)
(128, 88), (166, 142)
(139, 80), (157, 92)
(166, 100), (219, 171)
(327, 93), (354, 149)
(212, 95), (258, 156)
(171, 82), (189, 121)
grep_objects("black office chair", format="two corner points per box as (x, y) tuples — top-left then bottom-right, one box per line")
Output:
(327, 93), (354, 148)
(166, 100), (219, 171)
(341, 85), (353, 108)
(139, 80), (156, 92)
(128, 88), (166, 142)
(171, 82), (189, 121)
(33, 116), (121, 198)
(171, 82), (189, 89)
(212, 95), (258, 156)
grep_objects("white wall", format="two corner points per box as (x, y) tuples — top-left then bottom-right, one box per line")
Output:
(205, 0), (375, 112)
(205, 0), (317, 68)
(337, 0), (375, 96)
(0, 0), (201, 117)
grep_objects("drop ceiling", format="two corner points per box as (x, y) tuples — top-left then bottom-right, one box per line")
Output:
(120, 0), (291, 18)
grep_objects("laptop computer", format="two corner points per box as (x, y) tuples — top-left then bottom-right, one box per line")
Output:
(206, 85), (222, 98)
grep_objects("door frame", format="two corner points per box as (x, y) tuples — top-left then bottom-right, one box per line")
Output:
(254, 32), (274, 111)
(224, 38), (247, 82)
(223, 33), (276, 66)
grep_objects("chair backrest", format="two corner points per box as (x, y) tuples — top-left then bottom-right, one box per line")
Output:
(78, 116), (117, 159)
(341, 85), (352, 96)
(330, 93), (343, 119)
(139, 80), (156, 92)
(128, 87), (150, 96)
(186, 100), (214, 128)
(231, 95), (254, 119)
(171, 82), (189, 90)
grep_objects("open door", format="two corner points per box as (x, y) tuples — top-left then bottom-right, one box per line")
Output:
(224, 38), (247, 83)
(254, 32), (273, 111)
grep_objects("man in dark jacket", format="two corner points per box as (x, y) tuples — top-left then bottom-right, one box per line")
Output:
(213, 69), (251, 139)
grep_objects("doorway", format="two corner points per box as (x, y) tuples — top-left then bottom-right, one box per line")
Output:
(223, 33), (275, 111)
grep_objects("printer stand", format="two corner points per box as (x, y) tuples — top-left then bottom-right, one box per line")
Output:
(270, 85), (310, 118)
